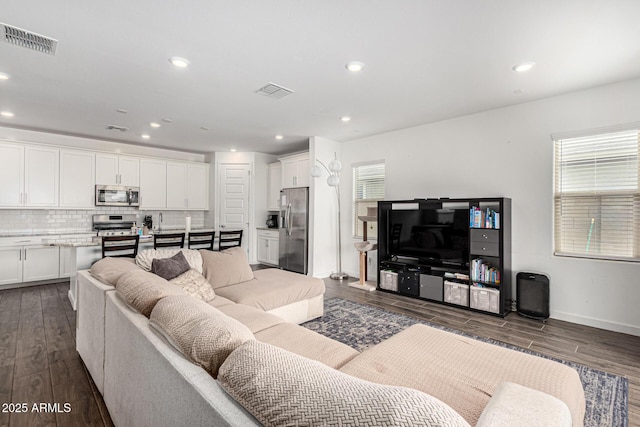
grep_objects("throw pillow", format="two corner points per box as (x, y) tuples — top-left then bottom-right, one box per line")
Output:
(169, 269), (216, 302)
(219, 341), (471, 427)
(116, 270), (186, 317)
(151, 251), (191, 280)
(149, 295), (254, 378)
(199, 247), (254, 289)
(136, 249), (203, 273)
(90, 257), (141, 286)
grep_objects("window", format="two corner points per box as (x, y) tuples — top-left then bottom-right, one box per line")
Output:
(554, 128), (640, 261)
(353, 162), (385, 239)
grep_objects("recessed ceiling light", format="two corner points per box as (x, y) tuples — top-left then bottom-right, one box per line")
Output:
(0, 72), (10, 81)
(512, 62), (535, 73)
(169, 56), (190, 68)
(340, 116), (351, 122)
(345, 61), (365, 72)
(1, 111), (15, 117)
(150, 122), (161, 128)
(141, 134), (150, 139)
(275, 135), (284, 140)
(116, 108), (128, 114)
(230, 148), (237, 152)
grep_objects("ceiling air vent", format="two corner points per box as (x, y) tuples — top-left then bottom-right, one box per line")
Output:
(106, 125), (129, 132)
(1, 22), (58, 55)
(255, 82), (294, 100)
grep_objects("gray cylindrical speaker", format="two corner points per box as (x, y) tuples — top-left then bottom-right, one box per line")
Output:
(516, 272), (550, 320)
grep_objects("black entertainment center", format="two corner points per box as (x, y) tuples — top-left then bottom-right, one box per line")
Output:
(377, 198), (511, 317)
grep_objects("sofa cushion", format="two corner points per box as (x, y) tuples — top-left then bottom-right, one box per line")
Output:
(215, 268), (324, 311)
(199, 247), (254, 289)
(136, 249), (203, 273)
(149, 295), (254, 378)
(219, 340), (470, 427)
(476, 382), (572, 427)
(254, 323), (358, 369)
(339, 324), (585, 427)
(151, 251), (191, 280)
(208, 295), (235, 308)
(216, 304), (285, 334)
(169, 269), (216, 302)
(90, 257), (141, 286)
(116, 270), (186, 317)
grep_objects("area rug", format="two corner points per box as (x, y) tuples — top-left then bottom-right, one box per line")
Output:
(302, 297), (628, 427)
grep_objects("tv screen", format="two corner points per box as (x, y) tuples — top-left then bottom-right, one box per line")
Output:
(388, 205), (469, 267)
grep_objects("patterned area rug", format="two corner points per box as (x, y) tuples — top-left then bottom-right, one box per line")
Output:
(302, 297), (628, 427)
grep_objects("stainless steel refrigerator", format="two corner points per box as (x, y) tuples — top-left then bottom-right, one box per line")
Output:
(279, 187), (309, 274)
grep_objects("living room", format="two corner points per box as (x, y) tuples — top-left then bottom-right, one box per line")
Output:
(1, 1), (640, 426)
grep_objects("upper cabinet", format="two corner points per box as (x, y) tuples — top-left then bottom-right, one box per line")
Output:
(59, 149), (95, 208)
(0, 142), (59, 208)
(280, 152), (309, 188)
(96, 154), (140, 186)
(166, 161), (209, 210)
(268, 162), (282, 210)
(139, 158), (167, 210)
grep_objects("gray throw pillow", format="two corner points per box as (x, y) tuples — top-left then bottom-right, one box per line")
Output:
(151, 251), (191, 280)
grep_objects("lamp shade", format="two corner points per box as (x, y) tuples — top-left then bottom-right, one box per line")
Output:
(328, 158), (342, 172)
(310, 165), (322, 178)
(327, 175), (340, 187)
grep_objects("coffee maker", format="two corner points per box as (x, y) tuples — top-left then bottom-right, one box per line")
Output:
(143, 215), (153, 230)
(266, 214), (278, 228)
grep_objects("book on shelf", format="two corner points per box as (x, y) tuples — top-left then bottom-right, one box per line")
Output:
(470, 206), (500, 229)
(470, 258), (500, 284)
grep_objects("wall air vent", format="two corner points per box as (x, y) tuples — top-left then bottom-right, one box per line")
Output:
(1, 22), (57, 55)
(106, 125), (129, 132)
(255, 82), (294, 100)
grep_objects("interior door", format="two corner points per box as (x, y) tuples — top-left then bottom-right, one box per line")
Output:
(218, 163), (250, 253)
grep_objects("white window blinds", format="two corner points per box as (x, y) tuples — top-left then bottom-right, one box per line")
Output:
(554, 129), (640, 261)
(353, 162), (385, 239)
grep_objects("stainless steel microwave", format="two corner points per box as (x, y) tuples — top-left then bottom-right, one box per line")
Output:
(95, 185), (140, 207)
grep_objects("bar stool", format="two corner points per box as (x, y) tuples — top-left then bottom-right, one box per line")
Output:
(101, 235), (140, 258)
(153, 233), (185, 249)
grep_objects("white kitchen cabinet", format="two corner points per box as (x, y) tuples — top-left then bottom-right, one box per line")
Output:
(96, 154), (140, 186)
(268, 162), (282, 211)
(0, 244), (60, 286)
(59, 246), (75, 279)
(139, 158), (167, 209)
(257, 230), (279, 266)
(23, 246), (60, 282)
(0, 247), (23, 285)
(186, 163), (209, 210)
(0, 143), (59, 208)
(59, 149), (95, 208)
(0, 143), (24, 206)
(280, 152), (309, 188)
(167, 161), (209, 210)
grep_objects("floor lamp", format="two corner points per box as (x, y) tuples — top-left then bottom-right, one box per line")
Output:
(311, 153), (348, 281)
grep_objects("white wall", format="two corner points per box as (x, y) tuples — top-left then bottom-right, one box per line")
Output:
(340, 78), (640, 336)
(309, 137), (342, 277)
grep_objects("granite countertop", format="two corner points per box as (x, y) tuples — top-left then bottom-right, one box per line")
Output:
(0, 230), (96, 238)
(256, 227), (280, 231)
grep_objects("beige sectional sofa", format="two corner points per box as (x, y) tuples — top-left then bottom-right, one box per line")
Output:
(77, 248), (586, 426)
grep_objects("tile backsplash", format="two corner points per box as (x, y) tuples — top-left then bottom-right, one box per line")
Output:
(0, 207), (207, 235)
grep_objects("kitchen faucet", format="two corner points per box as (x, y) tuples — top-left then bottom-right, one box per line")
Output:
(158, 212), (163, 230)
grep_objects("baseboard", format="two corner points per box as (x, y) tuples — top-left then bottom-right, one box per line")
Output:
(551, 310), (640, 337)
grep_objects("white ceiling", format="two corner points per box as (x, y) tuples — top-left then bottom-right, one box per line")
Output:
(2, 1), (640, 155)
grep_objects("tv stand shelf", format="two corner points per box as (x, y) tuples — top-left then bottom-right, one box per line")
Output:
(377, 198), (511, 317)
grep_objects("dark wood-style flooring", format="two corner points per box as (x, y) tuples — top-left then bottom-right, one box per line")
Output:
(1, 278), (639, 426)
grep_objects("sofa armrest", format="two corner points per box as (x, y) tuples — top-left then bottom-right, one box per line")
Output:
(476, 382), (572, 427)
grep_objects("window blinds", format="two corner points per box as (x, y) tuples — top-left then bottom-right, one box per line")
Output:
(353, 162), (385, 239)
(554, 129), (640, 260)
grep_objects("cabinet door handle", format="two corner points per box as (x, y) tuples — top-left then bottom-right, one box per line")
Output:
(24, 248), (27, 261)
(19, 249), (22, 261)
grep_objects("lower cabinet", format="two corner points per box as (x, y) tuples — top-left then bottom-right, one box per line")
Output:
(0, 245), (60, 286)
(257, 230), (279, 266)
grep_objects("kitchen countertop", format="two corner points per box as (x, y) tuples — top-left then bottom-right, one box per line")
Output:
(256, 227), (280, 231)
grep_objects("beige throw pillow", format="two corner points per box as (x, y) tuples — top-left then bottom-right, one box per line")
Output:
(150, 295), (254, 377)
(219, 341), (471, 427)
(169, 269), (216, 302)
(199, 247), (254, 289)
(116, 270), (186, 317)
(90, 257), (141, 286)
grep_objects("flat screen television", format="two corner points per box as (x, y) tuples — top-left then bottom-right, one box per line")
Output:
(387, 202), (469, 269)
